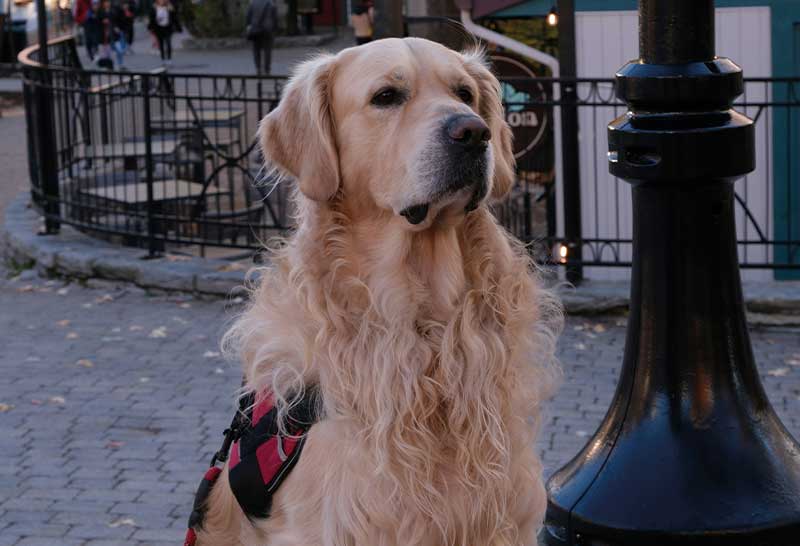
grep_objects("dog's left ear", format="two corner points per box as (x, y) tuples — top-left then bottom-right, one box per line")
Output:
(464, 52), (516, 200)
(260, 54), (340, 202)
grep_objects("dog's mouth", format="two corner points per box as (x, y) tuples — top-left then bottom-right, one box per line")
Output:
(399, 179), (487, 226)
(400, 203), (430, 225)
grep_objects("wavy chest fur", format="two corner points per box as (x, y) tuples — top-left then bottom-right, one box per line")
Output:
(228, 207), (559, 545)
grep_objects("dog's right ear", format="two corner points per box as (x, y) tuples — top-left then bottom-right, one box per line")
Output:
(260, 55), (340, 202)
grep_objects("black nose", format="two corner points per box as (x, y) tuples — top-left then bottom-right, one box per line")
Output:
(445, 115), (491, 149)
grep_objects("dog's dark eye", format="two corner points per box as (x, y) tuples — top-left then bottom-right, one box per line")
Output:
(371, 87), (405, 108)
(456, 87), (474, 104)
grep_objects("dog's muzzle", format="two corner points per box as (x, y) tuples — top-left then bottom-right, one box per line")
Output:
(399, 115), (492, 226)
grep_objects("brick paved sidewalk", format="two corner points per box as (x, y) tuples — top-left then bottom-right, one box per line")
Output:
(0, 272), (798, 545)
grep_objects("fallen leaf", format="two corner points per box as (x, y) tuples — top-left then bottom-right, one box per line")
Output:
(786, 359), (800, 367)
(95, 294), (114, 304)
(56, 320), (71, 328)
(76, 359), (94, 368)
(17, 285), (34, 293)
(105, 441), (124, 450)
(129, 325), (144, 332)
(30, 399), (43, 406)
(768, 368), (790, 377)
(66, 332), (79, 340)
(573, 325), (584, 331)
(148, 326), (167, 339)
(216, 262), (247, 272)
(49, 396), (66, 405)
(0, 404), (14, 412)
(179, 303), (192, 309)
(204, 351), (221, 358)
(593, 324), (606, 333)
(57, 288), (69, 296)
(165, 254), (191, 262)
(109, 517), (136, 528)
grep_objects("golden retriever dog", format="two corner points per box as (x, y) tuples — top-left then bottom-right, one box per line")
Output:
(197, 37), (561, 546)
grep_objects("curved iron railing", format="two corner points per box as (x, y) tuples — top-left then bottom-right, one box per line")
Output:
(18, 37), (800, 272)
(21, 36), (289, 256)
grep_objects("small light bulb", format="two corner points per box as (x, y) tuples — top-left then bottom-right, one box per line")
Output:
(547, 9), (558, 26)
(558, 244), (568, 263)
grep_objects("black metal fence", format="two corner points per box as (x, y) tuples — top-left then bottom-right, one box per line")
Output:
(19, 37), (800, 274)
(22, 37), (289, 257)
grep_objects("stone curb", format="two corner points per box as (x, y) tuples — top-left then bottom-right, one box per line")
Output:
(555, 280), (800, 325)
(3, 192), (799, 321)
(2, 193), (254, 298)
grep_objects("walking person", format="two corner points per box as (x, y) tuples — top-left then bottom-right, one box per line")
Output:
(350, 0), (373, 45)
(74, 0), (100, 60)
(111, 1), (130, 68)
(148, 0), (181, 66)
(246, 0), (278, 75)
(119, 1), (137, 53)
(95, 0), (115, 68)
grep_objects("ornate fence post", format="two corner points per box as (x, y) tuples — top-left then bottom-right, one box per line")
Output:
(556, 0), (582, 285)
(542, 0), (800, 544)
(141, 73), (158, 258)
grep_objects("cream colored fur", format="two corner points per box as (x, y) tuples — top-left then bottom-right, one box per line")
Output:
(196, 37), (562, 546)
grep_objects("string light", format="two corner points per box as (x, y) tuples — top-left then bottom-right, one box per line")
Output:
(547, 6), (559, 26)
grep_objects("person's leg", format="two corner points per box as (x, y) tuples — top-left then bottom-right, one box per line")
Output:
(115, 37), (126, 66)
(263, 34), (273, 74)
(164, 32), (172, 60)
(156, 30), (167, 60)
(252, 37), (262, 74)
(84, 25), (96, 59)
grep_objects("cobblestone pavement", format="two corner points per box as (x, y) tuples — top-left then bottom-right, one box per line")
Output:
(0, 273), (798, 545)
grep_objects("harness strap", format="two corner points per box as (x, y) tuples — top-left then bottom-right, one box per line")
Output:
(184, 393), (252, 546)
(185, 389), (319, 544)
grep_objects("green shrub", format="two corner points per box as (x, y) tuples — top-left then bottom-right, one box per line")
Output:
(181, 0), (248, 38)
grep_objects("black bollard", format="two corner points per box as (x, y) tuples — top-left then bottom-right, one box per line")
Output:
(542, 0), (800, 545)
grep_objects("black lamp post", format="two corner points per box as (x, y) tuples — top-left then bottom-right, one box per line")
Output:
(542, 0), (800, 544)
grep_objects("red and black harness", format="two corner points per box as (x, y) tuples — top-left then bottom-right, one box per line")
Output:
(185, 389), (319, 546)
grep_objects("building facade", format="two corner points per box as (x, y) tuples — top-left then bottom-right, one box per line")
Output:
(480, 0), (799, 280)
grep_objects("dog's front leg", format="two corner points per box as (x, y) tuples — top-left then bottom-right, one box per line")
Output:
(193, 465), (250, 546)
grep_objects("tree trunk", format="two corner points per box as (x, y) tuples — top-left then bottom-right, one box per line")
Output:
(372, 0), (403, 39)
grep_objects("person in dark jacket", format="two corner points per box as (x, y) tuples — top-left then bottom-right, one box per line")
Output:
(117, 1), (137, 51)
(148, 0), (181, 64)
(246, 0), (278, 75)
(74, 0), (100, 60)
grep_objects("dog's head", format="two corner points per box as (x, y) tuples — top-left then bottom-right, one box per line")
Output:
(261, 37), (515, 230)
